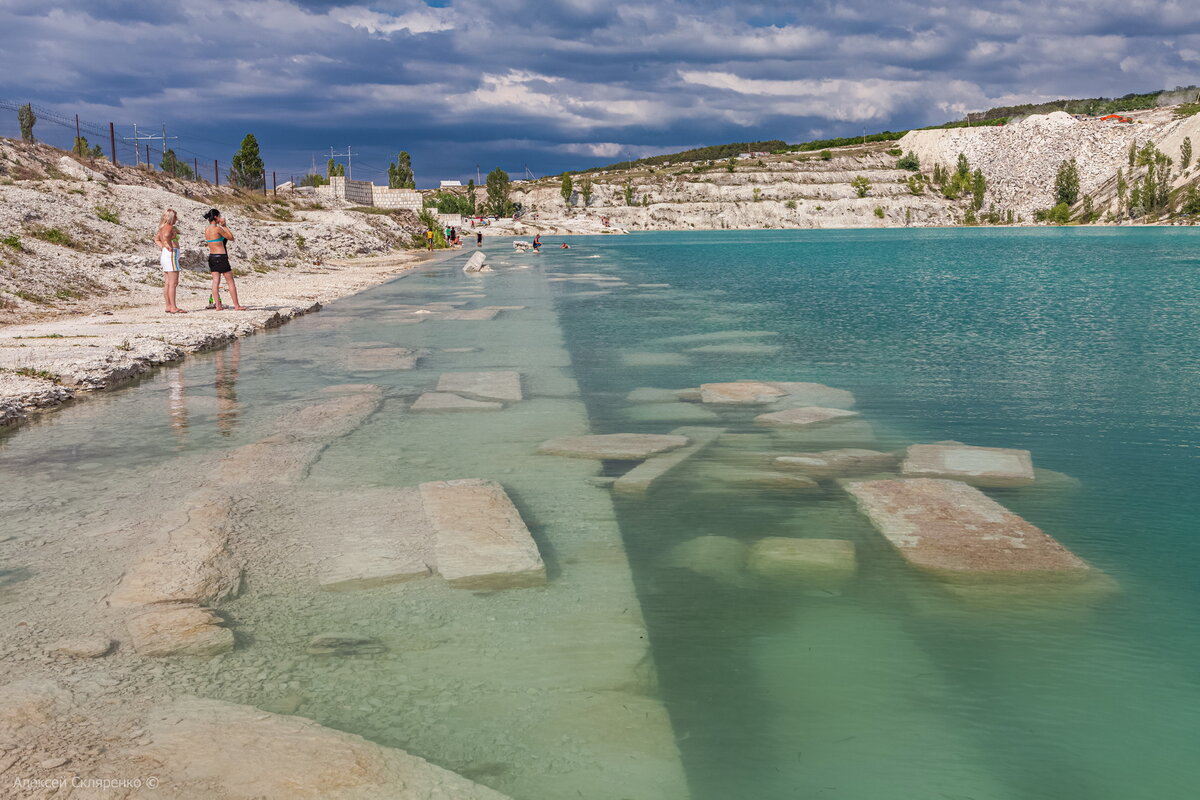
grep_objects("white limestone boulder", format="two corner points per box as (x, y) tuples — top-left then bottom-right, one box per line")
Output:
(462, 251), (488, 272)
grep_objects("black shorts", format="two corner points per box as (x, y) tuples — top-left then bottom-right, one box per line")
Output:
(208, 253), (232, 273)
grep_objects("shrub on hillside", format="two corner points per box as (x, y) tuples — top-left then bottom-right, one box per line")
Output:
(896, 152), (920, 171)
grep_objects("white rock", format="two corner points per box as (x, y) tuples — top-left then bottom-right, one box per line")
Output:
(47, 637), (115, 659)
(901, 443), (1035, 488)
(126, 605), (234, 657)
(435, 371), (522, 403)
(754, 406), (860, 428)
(699, 381), (785, 405)
(747, 538), (857, 585)
(410, 392), (502, 412)
(462, 251), (488, 272)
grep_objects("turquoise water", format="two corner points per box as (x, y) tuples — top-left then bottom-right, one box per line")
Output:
(549, 228), (1200, 799)
(2, 227), (1199, 798)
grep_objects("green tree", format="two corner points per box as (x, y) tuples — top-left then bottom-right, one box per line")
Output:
(1182, 137), (1193, 171)
(230, 134), (265, 189)
(486, 167), (512, 216)
(819, 150), (832, 161)
(579, 176), (593, 206)
(1128, 141), (1137, 167)
(299, 173), (328, 187)
(896, 151), (920, 171)
(160, 148), (194, 179)
(17, 103), (35, 142)
(1081, 194), (1094, 223)
(388, 151), (415, 189)
(1116, 167), (1127, 211)
(326, 158), (345, 178)
(907, 175), (925, 195)
(72, 136), (103, 159)
(956, 152), (970, 179)
(622, 181), (636, 205)
(467, 179), (477, 214)
(971, 168), (986, 210)
(560, 173), (573, 205)
(1181, 184), (1200, 215)
(1054, 158), (1080, 206)
(725, 156), (737, 173)
(850, 175), (871, 197)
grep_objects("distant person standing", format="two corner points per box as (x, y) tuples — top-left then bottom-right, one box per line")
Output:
(203, 209), (247, 311)
(476, 231), (483, 247)
(154, 208), (184, 313)
(425, 227), (434, 251)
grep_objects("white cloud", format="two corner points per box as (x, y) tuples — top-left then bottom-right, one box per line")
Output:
(331, 4), (454, 35)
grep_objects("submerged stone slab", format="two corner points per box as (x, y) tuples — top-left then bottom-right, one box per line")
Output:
(613, 427), (725, 497)
(436, 371), (522, 403)
(623, 402), (721, 423)
(845, 478), (1093, 584)
(688, 343), (783, 355)
(126, 605), (234, 657)
(308, 488), (434, 592)
(755, 406), (860, 428)
(108, 489), (240, 607)
(747, 538), (857, 585)
(345, 347), (418, 372)
(699, 381), (785, 405)
(774, 448), (900, 479)
(661, 535), (750, 587)
(538, 433), (690, 461)
(720, 469), (822, 493)
(626, 387), (683, 404)
(902, 444), (1035, 488)
(411, 392), (503, 412)
(622, 352), (691, 367)
(767, 382), (857, 409)
(419, 479), (545, 590)
(438, 307), (500, 321)
(144, 697), (511, 799)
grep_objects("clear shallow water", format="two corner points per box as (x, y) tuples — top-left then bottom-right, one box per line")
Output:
(550, 228), (1200, 800)
(1, 228), (1198, 799)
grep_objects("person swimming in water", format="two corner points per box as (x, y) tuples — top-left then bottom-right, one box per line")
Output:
(203, 209), (247, 311)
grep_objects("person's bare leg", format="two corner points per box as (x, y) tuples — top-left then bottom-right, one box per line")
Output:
(166, 272), (185, 312)
(163, 272), (172, 311)
(211, 272), (223, 310)
(225, 274), (247, 310)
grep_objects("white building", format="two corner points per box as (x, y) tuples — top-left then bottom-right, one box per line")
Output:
(439, 180), (463, 188)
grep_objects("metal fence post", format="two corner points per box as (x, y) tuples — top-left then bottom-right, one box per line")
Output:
(272, 171), (277, 196)
(109, 122), (116, 164)
(214, 160), (219, 186)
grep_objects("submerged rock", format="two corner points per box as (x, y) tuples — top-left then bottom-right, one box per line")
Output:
(47, 637), (116, 659)
(305, 633), (386, 656)
(345, 347), (418, 372)
(773, 448), (900, 479)
(0, 678), (71, 733)
(766, 382), (856, 409)
(436, 371), (522, 403)
(126, 605), (234, 657)
(662, 535), (751, 587)
(845, 478), (1095, 584)
(108, 489), (240, 608)
(687, 343), (782, 355)
(699, 381), (785, 405)
(754, 406), (860, 428)
(538, 433), (690, 460)
(411, 392), (503, 412)
(625, 387), (683, 404)
(613, 427), (725, 497)
(419, 479), (546, 590)
(747, 538), (857, 586)
(621, 352), (691, 367)
(623, 402), (721, 423)
(142, 697), (512, 798)
(901, 443), (1035, 488)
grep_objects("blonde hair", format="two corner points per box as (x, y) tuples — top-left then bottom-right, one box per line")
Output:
(160, 208), (177, 226)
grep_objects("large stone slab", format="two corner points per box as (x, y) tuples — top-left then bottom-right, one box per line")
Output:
(345, 347), (419, 372)
(613, 427), (725, 497)
(767, 382), (857, 409)
(901, 443), (1035, 488)
(699, 381), (785, 405)
(411, 392), (503, 412)
(436, 371), (523, 403)
(622, 402), (721, 423)
(143, 697), (511, 799)
(419, 479), (545, 590)
(755, 406), (860, 428)
(845, 478), (1093, 584)
(126, 605), (234, 657)
(538, 433), (690, 460)
(774, 448), (900, 479)
(108, 489), (240, 607)
(310, 488), (434, 591)
(214, 389), (382, 485)
(747, 538), (857, 585)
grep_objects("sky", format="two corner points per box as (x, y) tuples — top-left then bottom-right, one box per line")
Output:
(2, 0), (1199, 187)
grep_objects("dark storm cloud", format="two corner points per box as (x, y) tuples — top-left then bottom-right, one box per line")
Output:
(2, 0), (1197, 185)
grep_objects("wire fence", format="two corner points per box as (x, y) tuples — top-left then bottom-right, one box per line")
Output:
(0, 99), (325, 194)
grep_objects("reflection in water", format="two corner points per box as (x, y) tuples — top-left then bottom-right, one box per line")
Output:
(214, 340), (241, 436)
(166, 365), (188, 442)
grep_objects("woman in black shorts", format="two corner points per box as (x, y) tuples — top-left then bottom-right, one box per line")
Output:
(203, 208), (247, 310)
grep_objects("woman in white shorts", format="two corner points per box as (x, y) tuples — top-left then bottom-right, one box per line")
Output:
(154, 208), (185, 313)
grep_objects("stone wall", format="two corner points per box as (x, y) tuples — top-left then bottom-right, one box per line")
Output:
(314, 177), (421, 210)
(328, 176), (374, 205)
(373, 187), (422, 211)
